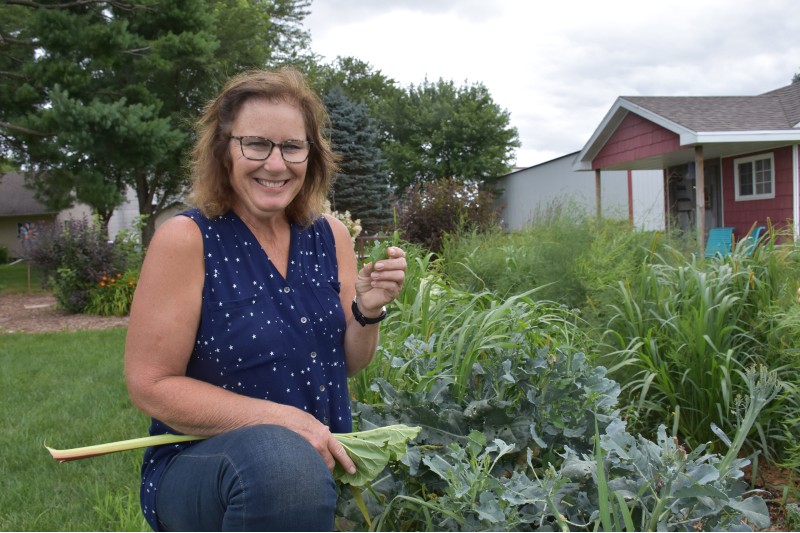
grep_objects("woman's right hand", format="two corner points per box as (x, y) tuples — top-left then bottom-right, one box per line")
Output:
(288, 410), (356, 474)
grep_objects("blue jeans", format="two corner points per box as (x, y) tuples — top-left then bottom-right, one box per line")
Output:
(155, 424), (336, 531)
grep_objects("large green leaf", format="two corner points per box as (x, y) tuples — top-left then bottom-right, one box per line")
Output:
(333, 425), (421, 486)
(48, 424), (420, 488)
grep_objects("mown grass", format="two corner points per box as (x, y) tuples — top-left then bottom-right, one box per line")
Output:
(0, 328), (149, 531)
(0, 261), (45, 294)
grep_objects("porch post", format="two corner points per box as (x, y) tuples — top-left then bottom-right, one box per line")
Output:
(695, 145), (706, 250)
(595, 169), (602, 218)
(793, 144), (799, 241)
(663, 168), (671, 233)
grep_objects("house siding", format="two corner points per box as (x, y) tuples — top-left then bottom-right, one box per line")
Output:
(592, 113), (682, 170)
(495, 154), (664, 231)
(721, 146), (794, 236)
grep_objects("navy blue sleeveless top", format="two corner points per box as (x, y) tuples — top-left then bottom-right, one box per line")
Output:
(139, 209), (352, 531)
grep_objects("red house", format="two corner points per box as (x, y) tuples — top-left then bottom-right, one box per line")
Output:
(574, 82), (800, 248)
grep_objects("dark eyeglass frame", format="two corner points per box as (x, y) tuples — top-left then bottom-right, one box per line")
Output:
(229, 136), (313, 163)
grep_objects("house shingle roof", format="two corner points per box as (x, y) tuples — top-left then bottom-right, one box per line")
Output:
(0, 172), (54, 216)
(623, 82), (800, 133)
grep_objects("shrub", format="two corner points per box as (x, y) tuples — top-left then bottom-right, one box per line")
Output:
(0, 245), (9, 264)
(24, 217), (127, 313)
(322, 199), (362, 242)
(397, 177), (499, 252)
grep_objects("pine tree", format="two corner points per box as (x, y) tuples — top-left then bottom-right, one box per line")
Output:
(324, 86), (393, 234)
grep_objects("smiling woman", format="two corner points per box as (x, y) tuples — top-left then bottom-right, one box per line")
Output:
(123, 67), (407, 532)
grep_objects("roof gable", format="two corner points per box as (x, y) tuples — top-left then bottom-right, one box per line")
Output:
(761, 82), (800, 127)
(575, 83), (800, 171)
(0, 173), (54, 217)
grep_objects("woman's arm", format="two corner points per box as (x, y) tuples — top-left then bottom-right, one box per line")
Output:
(326, 215), (406, 377)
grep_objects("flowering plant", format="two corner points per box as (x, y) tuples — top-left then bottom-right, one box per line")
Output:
(85, 270), (138, 316)
(323, 199), (362, 242)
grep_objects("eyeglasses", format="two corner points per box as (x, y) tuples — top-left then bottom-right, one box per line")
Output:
(230, 136), (312, 163)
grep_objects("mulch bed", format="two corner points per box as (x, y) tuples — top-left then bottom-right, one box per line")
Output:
(0, 292), (128, 333)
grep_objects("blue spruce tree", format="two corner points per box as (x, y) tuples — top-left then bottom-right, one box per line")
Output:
(324, 86), (393, 234)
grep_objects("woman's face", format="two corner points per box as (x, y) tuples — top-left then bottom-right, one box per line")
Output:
(228, 98), (308, 221)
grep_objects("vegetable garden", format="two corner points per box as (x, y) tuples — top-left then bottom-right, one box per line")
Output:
(2, 213), (800, 531)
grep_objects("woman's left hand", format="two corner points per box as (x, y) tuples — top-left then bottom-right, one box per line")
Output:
(354, 246), (407, 315)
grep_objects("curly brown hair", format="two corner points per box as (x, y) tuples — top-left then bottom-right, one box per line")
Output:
(188, 67), (339, 226)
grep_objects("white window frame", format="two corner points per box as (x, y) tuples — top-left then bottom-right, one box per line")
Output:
(734, 153), (775, 201)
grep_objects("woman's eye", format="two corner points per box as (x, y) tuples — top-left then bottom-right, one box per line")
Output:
(244, 138), (271, 149)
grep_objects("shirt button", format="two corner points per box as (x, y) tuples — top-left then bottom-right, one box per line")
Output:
(319, 385), (325, 392)
(283, 286), (291, 293)
(310, 352), (317, 359)
(300, 316), (308, 324)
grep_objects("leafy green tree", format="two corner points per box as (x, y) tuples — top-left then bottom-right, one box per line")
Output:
(0, 0), (311, 245)
(379, 78), (520, 191)
(311, 56), (402, 112)
(324, 86), (393, 234)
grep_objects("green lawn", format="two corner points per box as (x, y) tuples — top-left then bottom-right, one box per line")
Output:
(0, 328), (150, 531)
(0, 262), (45, 293)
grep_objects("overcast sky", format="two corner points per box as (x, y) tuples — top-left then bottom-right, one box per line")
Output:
(305, 0), (800, 168)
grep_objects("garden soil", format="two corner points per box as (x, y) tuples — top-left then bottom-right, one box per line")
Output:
(0, 292), (128, 333)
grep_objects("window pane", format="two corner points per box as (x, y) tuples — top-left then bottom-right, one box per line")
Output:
(738, 162), (753, 196)
(754, 158), (772, 195)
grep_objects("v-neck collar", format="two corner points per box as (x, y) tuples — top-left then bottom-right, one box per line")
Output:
(231, 211), (296, 284)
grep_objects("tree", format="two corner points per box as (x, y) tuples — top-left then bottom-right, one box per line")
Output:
(0, 0), (312, 245)
(324, 86), (393, 234)
(311, 56), (402, 113)
(378, 78), (520, 191)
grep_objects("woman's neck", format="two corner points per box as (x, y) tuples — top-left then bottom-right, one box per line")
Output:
(234, 207), (292, 277)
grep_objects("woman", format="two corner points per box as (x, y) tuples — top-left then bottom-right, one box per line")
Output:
(124, 67), (406, 531)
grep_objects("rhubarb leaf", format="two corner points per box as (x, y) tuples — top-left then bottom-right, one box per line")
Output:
(46, 424), (421, 487)
(333, 425), (421, 486)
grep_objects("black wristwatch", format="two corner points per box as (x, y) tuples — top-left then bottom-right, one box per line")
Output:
(351, 298), (387, 326)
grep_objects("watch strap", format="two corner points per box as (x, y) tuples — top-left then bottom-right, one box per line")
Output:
(351, 298), (387, 326)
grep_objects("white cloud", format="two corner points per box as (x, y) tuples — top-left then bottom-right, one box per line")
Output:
(306, 0), (800, 167)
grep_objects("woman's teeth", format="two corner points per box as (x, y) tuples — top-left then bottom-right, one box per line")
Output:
(257, 179), (288, 188)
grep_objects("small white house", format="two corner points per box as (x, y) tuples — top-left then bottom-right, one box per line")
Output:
(494, 152), (664, 231)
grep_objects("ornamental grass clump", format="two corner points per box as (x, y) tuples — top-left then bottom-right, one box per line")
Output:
(600, 232), (799, 456)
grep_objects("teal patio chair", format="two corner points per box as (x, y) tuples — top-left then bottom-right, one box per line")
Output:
(736, 225), (766, 256)
(704, 227), (735, 259)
